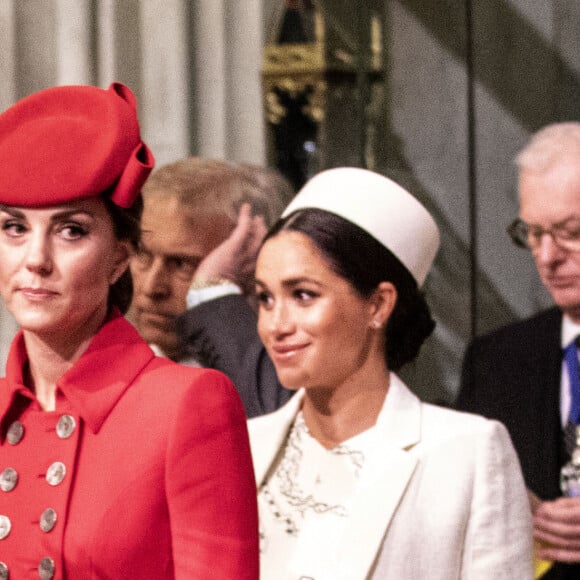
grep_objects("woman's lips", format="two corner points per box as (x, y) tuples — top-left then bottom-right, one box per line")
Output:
(19, 287), (58, 300)
(270, 343), (308, 361)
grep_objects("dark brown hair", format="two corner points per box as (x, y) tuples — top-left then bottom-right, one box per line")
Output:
(264, 208), (435, 370)
(103, 195), (143, 313)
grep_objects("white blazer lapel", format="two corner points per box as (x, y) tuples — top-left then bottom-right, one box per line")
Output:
(248, 390), (305, 485)
(248, 378), (423, 580)
(331, 375), (422, 580)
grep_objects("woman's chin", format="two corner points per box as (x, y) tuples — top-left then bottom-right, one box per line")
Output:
(275, 369), (307, 392)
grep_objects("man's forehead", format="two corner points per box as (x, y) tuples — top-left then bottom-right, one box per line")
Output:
(143, 194), (234, 225)
(139, 227), (204, 262)
(140, 225), (194, 246)
(140, 211), (235, 263)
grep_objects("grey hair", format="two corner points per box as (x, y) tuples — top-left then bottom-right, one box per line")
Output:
(516, 122), (580, 172)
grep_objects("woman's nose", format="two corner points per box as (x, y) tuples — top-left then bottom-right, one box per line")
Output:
(269, 301), (294, 336)
(25, 233), (53, 275)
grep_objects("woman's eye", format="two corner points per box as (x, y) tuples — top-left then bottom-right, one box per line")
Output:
(256, 291), (273, 307)
(59, 223), (88, 240)
(1, 220), (26, 237)
(294, 289), (317, 302)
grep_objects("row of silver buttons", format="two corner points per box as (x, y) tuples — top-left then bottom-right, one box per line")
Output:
(0, 459), (66, 494)
(0, 415), (76, 579)
(0, 557), (56, 580)
(6, 414), (76, 446)
(0, 507), (59, 537)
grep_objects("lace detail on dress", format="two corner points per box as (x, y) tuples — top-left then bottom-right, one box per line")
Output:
(259, 412), (366, 544)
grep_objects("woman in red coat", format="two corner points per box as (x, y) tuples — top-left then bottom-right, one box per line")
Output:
(0, 83), (258, 579)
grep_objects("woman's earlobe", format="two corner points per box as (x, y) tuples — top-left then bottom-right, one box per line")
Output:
(109, 265), (127, 285)
(110, 241), (132, 285)
(370, 281), (397, 328)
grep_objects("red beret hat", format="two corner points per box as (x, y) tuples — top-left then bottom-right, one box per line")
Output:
(0, 82), (155, 208)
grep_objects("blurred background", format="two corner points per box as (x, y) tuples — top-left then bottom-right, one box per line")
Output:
(1, 0), (578, 403)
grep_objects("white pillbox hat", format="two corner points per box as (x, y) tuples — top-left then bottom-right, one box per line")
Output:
(282, 167), (440, 286)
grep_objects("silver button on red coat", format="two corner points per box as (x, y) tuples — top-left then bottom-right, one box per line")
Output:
(38, 557), (55, 580)
(0, 561), (8, 579)
(56, 415), (76, 439)
(0, 515), (11, 540)
(40, 508), (57, 533)
(0, 468), (18, 493)
(45, 462), (66, 486)
(6, 421), (24, 445)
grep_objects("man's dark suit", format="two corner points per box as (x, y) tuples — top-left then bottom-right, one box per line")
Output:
(176, 295), (292, 418)
(457, 306), (579, 579)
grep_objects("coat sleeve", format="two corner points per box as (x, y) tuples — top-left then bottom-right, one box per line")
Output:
(462, 419), (533, 579)
(165, 368), (259, 579)
(176, 294), (292, 417)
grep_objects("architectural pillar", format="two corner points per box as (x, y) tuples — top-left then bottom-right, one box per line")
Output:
(56, 0), (95, 85)
(191, 0), (228, 159)
(224, 0), (266, 164)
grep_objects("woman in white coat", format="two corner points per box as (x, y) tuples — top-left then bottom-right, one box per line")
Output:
(250, 167), (533, 580)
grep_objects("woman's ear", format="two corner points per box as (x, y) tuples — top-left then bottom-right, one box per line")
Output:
(109, 240), (132, 285)
(368, 281), (397, 330)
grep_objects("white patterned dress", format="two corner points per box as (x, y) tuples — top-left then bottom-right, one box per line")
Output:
(258, 411), (377, 580)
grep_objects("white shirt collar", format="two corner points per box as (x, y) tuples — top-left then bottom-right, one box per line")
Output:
(561, 314), (580, 348)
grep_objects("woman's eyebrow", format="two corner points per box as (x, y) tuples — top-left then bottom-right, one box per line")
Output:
(48, 209), (94, 222)
(0, 206), (94, 221)
(255, 276), (320, 289)
(0, 205), (24, 218)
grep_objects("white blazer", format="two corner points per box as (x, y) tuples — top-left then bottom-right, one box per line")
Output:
(248, 374), (533, 580)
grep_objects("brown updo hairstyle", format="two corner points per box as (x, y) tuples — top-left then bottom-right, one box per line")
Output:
(263, 208), (435, 370)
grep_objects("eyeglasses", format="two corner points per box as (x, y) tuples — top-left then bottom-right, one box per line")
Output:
(507, 218), (580, 252)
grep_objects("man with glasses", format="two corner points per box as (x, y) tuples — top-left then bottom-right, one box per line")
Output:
(457, 122), (580, 580)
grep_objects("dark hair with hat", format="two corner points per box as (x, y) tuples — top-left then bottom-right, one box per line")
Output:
(105, 196), (143, 313)
(264, 208), (435, 370)
(0, 82), (154, 312)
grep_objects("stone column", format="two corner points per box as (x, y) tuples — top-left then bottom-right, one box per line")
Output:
(0, 1), (22, 371)
(224, 0), (266, 164)
(0, 0), (17, 110)
(55, 0), (95, 85)
(191, 0), (228, 160)
(139, 0), (191, 165)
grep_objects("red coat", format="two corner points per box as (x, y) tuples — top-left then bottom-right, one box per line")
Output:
(0, 312), (259, 579)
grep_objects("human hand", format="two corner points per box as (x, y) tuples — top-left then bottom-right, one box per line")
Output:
(192, 203), (267, 295)
(533, 496), (580, 563)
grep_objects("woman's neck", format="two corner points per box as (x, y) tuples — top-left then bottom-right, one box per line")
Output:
(22, 309), (107, 411)
(301, 365), (391, 450)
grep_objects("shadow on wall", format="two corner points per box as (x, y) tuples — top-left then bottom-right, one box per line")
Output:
(400, 0), (580, 128)
(375, 0), (579, 404)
